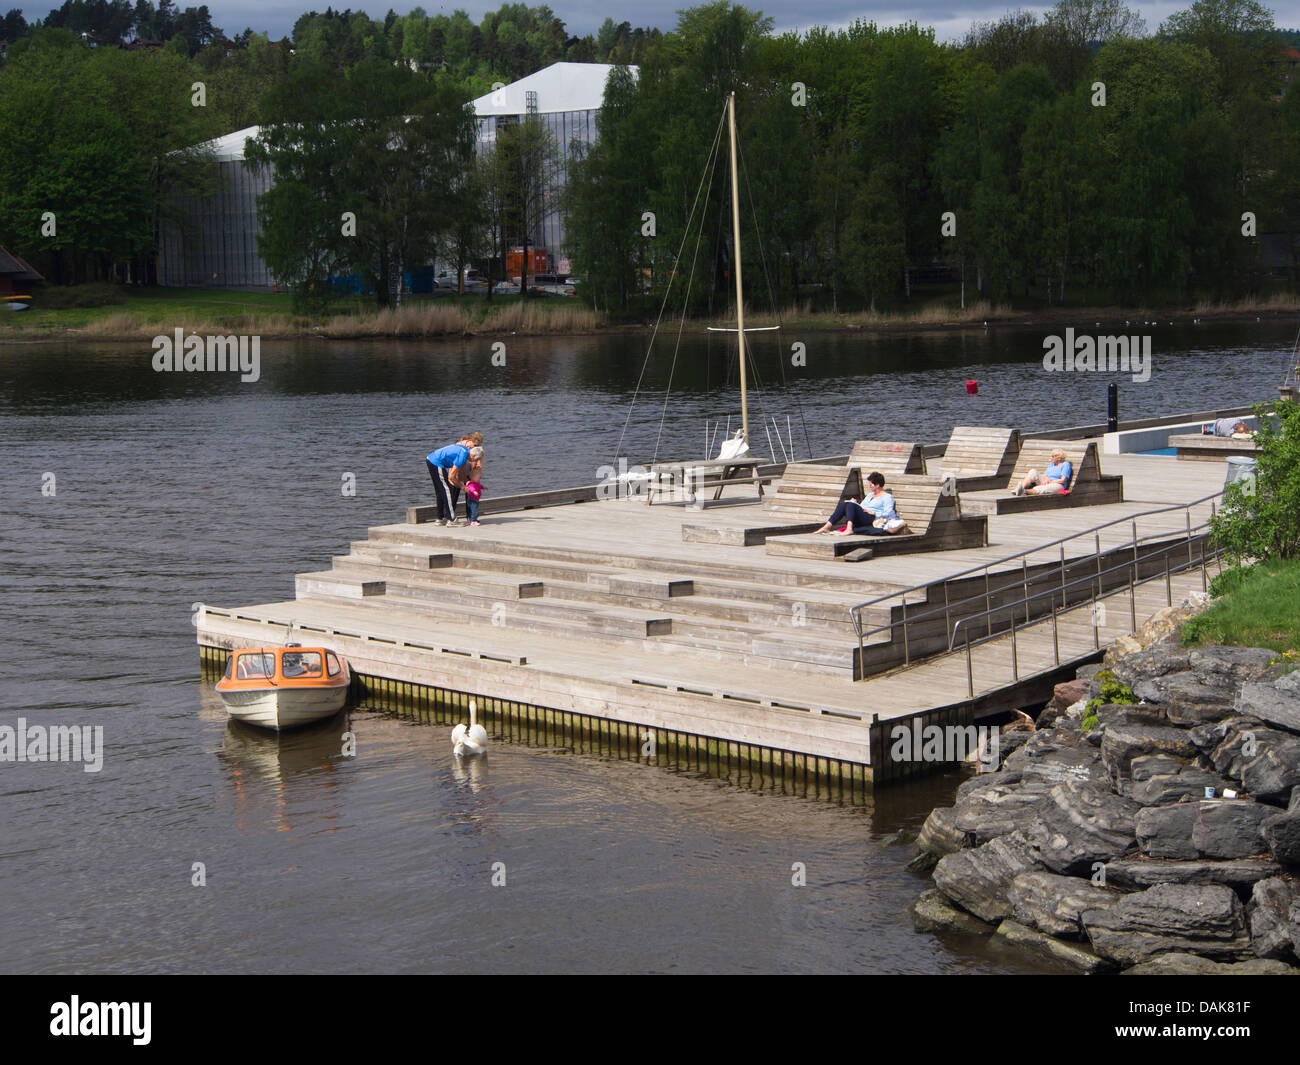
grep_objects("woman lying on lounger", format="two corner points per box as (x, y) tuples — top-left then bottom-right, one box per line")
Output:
(1015, 449), (1072, 495)
(814, 471), (904, 536)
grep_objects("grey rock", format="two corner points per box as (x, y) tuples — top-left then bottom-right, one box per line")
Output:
(1083, 883), (1253, 965)
(1291, 786), (1300, 813)
(933, 830), (1044, 924)
(1111, 643), (1192, 689)
(1128, 766), (1236, 806)
(951, 782), (1054, 847)
(910, 888), (995, 936)
(1130, 754), (1187, 780)
(1122, 953), (1298, 975)
(1023, 780), (1140, 875)
(1076, 663), (1105, 683)
(1094, 703), (1167, 727)
(1134, 800), (1272, 860)
(905, 850), (939, 874)
(1197, 718), (1300, 799)
(1238, 669), (1300, 734)
(994, 919), (1116, 973)
(1102, 722), (1197, 784)
(1248, 877), (1299, 959)
(1009, 870), (1122, 938)
(1133, 671), (1238, 725)
(917, 806), (968, 857)
(1290, 899), (1300, 963)
(1263, 809), (1300, 866)
(1188, 646), (1278, 683)
(1241, 732), (1300, 802)
(999, 730), (1034, 757)
(1103, 857), (1284, 891)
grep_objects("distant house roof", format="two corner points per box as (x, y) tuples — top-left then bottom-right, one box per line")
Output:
(471, 62), (635, 117)
(0, 247), (44, 283)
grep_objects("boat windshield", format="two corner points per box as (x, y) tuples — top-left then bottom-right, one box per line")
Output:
(326, 653), (341, 676)
(281, 650), (323, 678)
(235, 652), (277, 680)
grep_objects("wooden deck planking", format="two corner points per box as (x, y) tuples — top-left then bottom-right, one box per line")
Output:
(198, 442), (1223, 778)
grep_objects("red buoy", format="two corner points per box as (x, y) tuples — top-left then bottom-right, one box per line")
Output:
(966, 379), (978, 395)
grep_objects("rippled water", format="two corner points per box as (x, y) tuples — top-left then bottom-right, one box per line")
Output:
(0, 323), (1291, 973)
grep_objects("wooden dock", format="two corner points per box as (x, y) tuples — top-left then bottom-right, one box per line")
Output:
(196, 441), (1228, 784)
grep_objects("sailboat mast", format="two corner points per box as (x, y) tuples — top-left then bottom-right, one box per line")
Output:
(727, 92), (749, 445)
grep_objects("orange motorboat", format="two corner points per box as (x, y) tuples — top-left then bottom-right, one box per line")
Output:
(215, 644), (351, 730)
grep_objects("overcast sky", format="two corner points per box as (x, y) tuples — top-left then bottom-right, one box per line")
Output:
(18, 2), (1300, 43)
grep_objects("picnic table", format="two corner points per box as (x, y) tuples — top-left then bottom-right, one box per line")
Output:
(646, 456), (769, 506)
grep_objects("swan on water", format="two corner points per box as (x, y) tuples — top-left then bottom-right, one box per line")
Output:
(451, 699), (488, 757)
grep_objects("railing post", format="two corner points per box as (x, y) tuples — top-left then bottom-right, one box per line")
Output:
(901, 599), (910, 666)
(965, 628), (974, 698)
(1130, 521), (1139, 631)
(1165, 549), (1172, 606)
(1022, 558), (1030, 626)
(1186, 509), (1193, 568)
(1059, 545), (1067, 607)
(1011, 619), (1019, 681)
(1052, 605), (1060, 665)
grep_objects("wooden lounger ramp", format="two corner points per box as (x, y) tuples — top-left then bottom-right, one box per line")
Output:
(847, 440), (926, 477)
(681, 462), (861, 546)
(960, 439), (1124, 516)
(939, 426), (1021, 491)
(763, 474), (989, 560)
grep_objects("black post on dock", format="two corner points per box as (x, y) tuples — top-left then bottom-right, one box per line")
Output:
(1107, 383), (1119, 434)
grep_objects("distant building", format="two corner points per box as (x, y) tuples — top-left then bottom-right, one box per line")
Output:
(157, 62), (632, 289)
(158, 126), (273, 289)
(0, 246), (44, 297)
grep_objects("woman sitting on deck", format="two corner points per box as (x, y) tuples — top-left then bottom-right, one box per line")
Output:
(1014, 449), (1072, 495)
(814, 471), (902, 536)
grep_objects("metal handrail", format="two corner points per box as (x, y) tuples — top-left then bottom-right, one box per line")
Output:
(948, 532), (1224, 697)
(848, 489), (1224, 676)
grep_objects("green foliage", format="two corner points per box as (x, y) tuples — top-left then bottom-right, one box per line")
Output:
(1209, 400), (1300, 564)
(35, 282), (125, 308)
(1181, 558), (1300, 652)
(248, 60), (477, 310)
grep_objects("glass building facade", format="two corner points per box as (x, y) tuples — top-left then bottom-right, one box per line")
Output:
(159, 156), (274, 289)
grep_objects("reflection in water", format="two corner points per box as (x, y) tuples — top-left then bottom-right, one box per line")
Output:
(217, 715), (348, 836)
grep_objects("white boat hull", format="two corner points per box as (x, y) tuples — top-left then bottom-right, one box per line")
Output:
(219, 684), (347, 730)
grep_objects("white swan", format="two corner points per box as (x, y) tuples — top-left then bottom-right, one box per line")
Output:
(451, 699), (488, 757)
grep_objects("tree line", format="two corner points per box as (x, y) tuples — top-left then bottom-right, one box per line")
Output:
(3, 0), (1300, 312)
(569, 0), (1300, 314)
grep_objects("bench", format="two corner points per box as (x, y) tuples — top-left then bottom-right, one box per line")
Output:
(847, 440), (927, 478)
(939, 426), (1022, 491)
(681, 463), (861, 546)
(646, 456), (770, 506)
(961, 439), (1124, 515)
(1168, 434), (1260, 461)
(764, 474), (989, 560)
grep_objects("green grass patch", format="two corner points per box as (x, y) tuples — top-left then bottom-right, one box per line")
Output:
(1181, 559), (1300, 654)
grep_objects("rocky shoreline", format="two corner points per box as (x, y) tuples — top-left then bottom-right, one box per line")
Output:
(907, 598), (1300, 975)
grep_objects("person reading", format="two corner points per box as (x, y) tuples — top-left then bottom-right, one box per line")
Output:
(814, 471), (903, 536)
